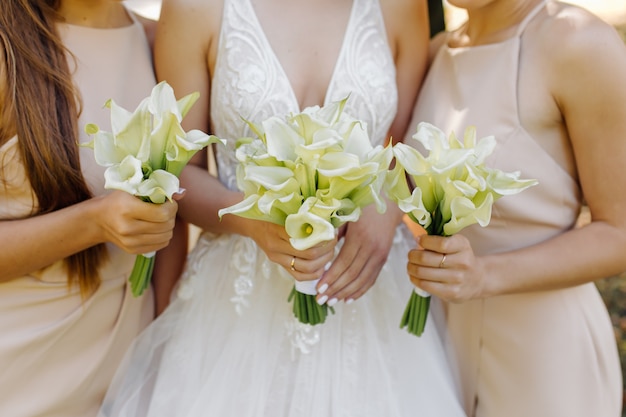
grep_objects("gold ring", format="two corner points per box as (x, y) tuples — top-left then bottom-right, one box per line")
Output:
(290, 256), (297, 272)
(439, 254), (447, 269)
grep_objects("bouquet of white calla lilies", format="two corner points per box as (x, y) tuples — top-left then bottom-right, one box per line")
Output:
(387, 122), (538, 336)
(219, 96), (391, 326)
(83, 81), (225, 297)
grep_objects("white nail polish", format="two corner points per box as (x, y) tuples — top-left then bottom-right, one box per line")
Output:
(318, 283), (328, 294)
(324, 261), (332, 271)
(327, 298), (338, 307)
(317, 295), (328, 305)
(345, 298), (354, 305)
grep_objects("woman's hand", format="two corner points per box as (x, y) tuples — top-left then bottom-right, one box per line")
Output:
(95, 190), (180, 254)
(248, 220), (337, 282)
(315, 205), (399, 305)
(407, 233), (486, 303)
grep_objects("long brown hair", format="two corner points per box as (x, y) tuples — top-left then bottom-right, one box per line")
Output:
(0, 0), (107, 295)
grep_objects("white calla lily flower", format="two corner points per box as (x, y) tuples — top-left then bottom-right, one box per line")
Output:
(285, 209), (336, 251)
(83, 81), (222, 297)
(136, 169), (180, 204)
(103, 155), (144, 195)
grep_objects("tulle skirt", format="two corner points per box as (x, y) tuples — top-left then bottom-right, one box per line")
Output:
(99, 226), (466, 417)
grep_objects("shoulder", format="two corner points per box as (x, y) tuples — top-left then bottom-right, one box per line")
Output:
(380, 0), (427, 26)
(158, 0), (222, 48)
(379, 0), (428, 47)
(159, 0), (222, 29)
(526, 2), (626, 99)
(529, 2), (625, 69)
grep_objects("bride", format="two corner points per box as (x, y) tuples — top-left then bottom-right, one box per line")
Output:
(100, 0), (467, 415)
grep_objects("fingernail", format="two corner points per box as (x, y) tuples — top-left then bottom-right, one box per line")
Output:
(327, 298), (338, 307)
(324, 261), (332, 271)
(175, 188), (187, 195)
(317, 283), (328, 294)
(316, 295), (328, 305)
(345, 298), (354, 305)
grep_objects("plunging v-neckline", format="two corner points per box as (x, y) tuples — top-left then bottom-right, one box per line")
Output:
(247, 0), (357, 112)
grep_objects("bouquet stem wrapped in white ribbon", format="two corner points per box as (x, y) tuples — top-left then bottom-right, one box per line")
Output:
(219, 97), (391, 326)
(386, 122), (538, 336)
(83, 81), (224, 296)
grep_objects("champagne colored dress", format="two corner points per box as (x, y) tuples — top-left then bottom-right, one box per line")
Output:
(409, 2), (622, 416)
(98, 0), (467, 416)
(0, 16), (155, 417)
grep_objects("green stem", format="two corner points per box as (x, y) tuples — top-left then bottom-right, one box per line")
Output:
(400, 292), (430, 337)
(128, 254), (155, 297)
(289, 285), (334, 326)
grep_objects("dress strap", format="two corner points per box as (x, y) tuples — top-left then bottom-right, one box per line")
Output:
(515, 0), (547, 37)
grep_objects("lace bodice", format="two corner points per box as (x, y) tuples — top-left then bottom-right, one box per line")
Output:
(210, 0), (397, 191)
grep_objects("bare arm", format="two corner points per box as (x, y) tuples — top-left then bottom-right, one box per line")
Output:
(409, 12), (626, 300)
(0, 191), (178, 282)
(151, 0), (335, 308)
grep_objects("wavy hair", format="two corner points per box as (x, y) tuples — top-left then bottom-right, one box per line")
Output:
(0, 0), (107, 295)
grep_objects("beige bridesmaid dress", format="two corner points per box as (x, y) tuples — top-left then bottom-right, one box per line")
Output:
(0, 15), (155, 417)
(409, 2), (622, 416)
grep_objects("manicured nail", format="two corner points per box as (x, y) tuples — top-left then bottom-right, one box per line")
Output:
(327, 298), (338, 307)
(324, 261), (332, 271)
(318, 283), (328, 294)
(345, 298), (354, 305)
(316, 295), (328, 305)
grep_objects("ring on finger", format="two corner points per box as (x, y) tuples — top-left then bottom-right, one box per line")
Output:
(438, 254), (447, 269)
(290, 256), (297, 272)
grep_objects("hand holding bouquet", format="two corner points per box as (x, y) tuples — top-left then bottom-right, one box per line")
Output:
(83, 81), (224, 296)
(386, 122), (537, 336)
(219, 97), (392, 325)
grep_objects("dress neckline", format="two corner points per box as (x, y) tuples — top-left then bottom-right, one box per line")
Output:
(246, 0), (357, 112)
(444, 0), (546, 52)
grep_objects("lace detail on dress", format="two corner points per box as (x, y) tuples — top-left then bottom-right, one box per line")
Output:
(285, 320), (321, 358)
(211, 0), (397, 192)
(209, 0), (399, 350)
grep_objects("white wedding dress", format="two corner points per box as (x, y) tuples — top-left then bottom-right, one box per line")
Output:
(100, 0), (466, 416)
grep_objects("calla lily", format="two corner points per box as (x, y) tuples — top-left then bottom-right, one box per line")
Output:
(341, 120), (373, 160)
(263, 116), (303, 161)
(166, 130), (225, 177)
(103, 155), (144, 195)
(444, 193), (494, 236)
(220, 96), (391, 326)
(243, 165), (298, 192)
(285, 210), (336, 250)
(136, 169), (180, 204)
(329, 198), (361, 226)
(485, 167), (538, 196)
(82, 127), (126, 167)
(218, 194), (288, 225)
(83, 81), (221, 297)
(257, 191), (303, 221)
(391, 122), (538, 337)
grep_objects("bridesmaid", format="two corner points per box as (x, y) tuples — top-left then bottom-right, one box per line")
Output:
(0, 1), (178, 416)
(407, 0), (625, 416)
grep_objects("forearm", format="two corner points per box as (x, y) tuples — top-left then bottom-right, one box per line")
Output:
(0, 199), (101, 282)
(482, 221), (626, 297)
(177, 164), (258, 238)
(153, 216), (189, 315)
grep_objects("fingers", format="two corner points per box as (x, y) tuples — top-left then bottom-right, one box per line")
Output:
(406, 234), (480, 303)
(287, 249), (334, 282)
(100, 191), (179, 254)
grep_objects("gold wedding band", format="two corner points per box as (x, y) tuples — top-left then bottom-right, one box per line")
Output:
(290, 256), (297, 272)
(439, 254), (447, 269)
